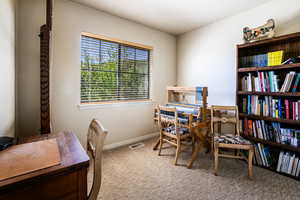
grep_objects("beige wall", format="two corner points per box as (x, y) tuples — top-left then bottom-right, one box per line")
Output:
(17, 0), (45, 137)
(177, 0), (300, 106)
(0, 0), (16, 137)
(17, 0), (177, 145)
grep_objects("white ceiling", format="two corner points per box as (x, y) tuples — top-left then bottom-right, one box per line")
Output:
(71, 0), (273, 35)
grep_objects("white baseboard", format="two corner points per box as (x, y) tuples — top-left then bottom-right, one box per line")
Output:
(104, 132), (159, 151)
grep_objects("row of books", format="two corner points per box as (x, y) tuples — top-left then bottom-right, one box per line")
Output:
(240, 50), (284, 68)
(241, 71), (300, 92)
(241, 95), (300, 120)
(253, 143), (276, 167)
(241, 119), (300, 147)
(277, 151), (300, 177)
(253, 144), (300, 177)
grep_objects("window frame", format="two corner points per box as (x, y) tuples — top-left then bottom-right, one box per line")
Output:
(80, 32), (153, 105)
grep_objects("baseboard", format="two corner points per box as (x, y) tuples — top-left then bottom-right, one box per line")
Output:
(103, 132), (159, 151)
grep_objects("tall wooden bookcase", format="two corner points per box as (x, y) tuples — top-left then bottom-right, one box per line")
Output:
(236, 32), (300, 180)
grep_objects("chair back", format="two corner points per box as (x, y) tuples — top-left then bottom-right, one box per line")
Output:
(87, 119), (108, 200)
(157, 105), (179, 130)
(210, 106), (240, 137)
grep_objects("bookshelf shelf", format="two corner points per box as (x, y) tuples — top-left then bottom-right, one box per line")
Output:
(238, 63), (300, 73)
(237, 32), (300, 180)
(239, 113), (300, 125)
(242, 135), (300, 153)
(237, 91), (300, 97)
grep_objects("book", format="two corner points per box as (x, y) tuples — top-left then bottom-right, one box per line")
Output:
(291, 73), (300, 92)
(280, 71), (296, 92)
(282, 56), (300, 65)
(242, 95), (300, 121)
(241, 120), (300, 147)
(277, 151), (300, 177)
(241, 71), (282, 92)
(268, 51), (284, 66)
(277, 151), (284, 172)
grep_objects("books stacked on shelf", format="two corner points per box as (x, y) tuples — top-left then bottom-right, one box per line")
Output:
(276, 151), (300, 177)
(240, 54), (268, 68)
(241, 72), (300, 92)
(240, 50), (284, 68)
(241, 95), (300, 120)
(241, 119), (300, 147)
(253, 143), (277, 167)
(268, 51), (284, 66)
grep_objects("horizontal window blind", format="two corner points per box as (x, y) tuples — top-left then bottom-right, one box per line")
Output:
(81, 35), (151, 103)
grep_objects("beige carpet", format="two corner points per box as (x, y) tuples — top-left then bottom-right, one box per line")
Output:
(88, 137), (300, 200)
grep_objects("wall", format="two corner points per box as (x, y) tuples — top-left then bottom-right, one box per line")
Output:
(177, 0), (300, 106)
(0, 0), (16, 137)
(17, 0), (45, 137)
(17, 0), (176, 146)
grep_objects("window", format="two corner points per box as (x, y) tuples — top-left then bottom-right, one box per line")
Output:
(80, 33), (151, 103)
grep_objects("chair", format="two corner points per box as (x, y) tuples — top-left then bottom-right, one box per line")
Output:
(157, 105), (194, 165)
(211, 106), (254, 179)
(87, 119), (108, 200)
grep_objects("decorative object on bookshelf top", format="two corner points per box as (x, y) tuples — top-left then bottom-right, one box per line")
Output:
(243, 19), (275, 43)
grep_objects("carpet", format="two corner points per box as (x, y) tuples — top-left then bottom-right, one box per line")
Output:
(88, 137), (300, 200)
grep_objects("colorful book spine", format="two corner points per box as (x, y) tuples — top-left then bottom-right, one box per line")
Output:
(291, 73), (300, 92)
(285, 100), (289, 120)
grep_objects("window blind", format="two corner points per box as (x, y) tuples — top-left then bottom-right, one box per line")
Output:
(81, 35), (151, 103)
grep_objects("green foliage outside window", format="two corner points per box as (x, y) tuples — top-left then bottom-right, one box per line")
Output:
(81, 36), (150, 103)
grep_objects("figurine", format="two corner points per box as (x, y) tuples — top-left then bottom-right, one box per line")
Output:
(243, 19), (275, 43)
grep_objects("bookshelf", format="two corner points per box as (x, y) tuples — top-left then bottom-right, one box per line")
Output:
(236, 32), (300, 180)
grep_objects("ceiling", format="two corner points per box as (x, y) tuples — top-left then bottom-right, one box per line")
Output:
(71, 0), (273, 35)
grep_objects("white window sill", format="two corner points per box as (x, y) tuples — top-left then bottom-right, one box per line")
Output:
(78, 100), (156, 110)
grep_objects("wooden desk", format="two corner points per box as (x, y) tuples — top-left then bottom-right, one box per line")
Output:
(0, 131), (90, 200)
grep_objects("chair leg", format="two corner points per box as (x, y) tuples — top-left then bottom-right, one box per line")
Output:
(210, 138), (214, 159)
(214, 145), (219, 176)
(153, 139), (160, 150)
(174, 138), (181, 165)
(187, 140), (202, 169)
(191, 136), (195, 154)
(158, 134), (163, 156)
(248, 148), (254, 179)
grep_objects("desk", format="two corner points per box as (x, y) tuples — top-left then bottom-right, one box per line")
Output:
(0, 131), (90, 200)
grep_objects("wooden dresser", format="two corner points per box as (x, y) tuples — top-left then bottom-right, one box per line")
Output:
(0, 131), (90, 200)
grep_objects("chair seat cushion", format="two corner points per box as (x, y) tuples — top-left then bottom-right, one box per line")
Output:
(163, 126), (189, 135)
(214, 134), (251, 145)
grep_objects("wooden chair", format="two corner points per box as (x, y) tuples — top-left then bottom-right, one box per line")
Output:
(153, 86), (208, 151)
(157, 105), (193, 165)
(211, 106), (254, 179)
(87, 119), (108, 200)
